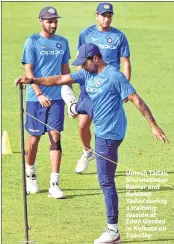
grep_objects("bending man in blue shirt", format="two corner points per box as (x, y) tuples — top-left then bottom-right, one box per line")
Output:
(16, 43), (168, 244)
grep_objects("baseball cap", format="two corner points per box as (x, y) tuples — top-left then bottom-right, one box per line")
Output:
(96, 2), (114, 15)
(39, 6), (61, 19)
(72, 43), (101, 66)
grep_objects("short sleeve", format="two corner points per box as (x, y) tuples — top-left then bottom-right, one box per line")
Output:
(77, 31), (86, 50)
(119, 34), (130, 57)
(70, 69), (89, 86)
(112, 72), (136, 100)
(21, 37), (35, 65)
(62, 39), (71, 64)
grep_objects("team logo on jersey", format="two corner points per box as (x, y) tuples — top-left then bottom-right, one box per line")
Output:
(48, 8), (56, 14)
(56, 43), (62, 49)
(96, 80), (102, 87)
(107, 37), (112, 43)
(104, 4), (110, 9)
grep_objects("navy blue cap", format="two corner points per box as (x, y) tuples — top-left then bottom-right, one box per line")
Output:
(39, 6), (61, 19)
(72, 43), (101, 66)
(96, 2), (114, 15)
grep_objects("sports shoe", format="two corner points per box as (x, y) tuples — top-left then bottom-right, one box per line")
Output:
(94, 228), (121, 244)
(26, 174), (39, 194)
(68, 102), (78, 119)
(75, 151), (95, 174)
(61, 85), (77, 118)
(48, 182), (65, 199)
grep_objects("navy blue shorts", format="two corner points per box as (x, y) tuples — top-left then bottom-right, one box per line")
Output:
(25, 100), (65, 136)
(75, 93), (93, 119)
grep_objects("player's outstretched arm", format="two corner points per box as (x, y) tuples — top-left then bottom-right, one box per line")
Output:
(127, 92), (168, 144)
(15, 74), (74, 86)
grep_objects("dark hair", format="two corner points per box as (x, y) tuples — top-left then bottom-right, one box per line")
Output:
(86, 53), (102, 61)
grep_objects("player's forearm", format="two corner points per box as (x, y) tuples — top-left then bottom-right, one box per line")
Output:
(32, 75), (73, 86)
(123, 62), (131, 81)
(129, 93), (158, 127)
(25, 69), (42, 95)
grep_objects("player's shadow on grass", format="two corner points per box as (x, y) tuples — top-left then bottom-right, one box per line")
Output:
(39, 189), (103, 198)
(83, 172), (126, 177)
(121, 238), (174, 243)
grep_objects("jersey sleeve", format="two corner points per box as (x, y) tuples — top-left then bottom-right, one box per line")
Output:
(119, 34), (130, 57)
(112, 72), (136, 100)
(62, 39), (71, 64)
(70, 69), (89, 85)
(77, 30), (86, 50)
(21, 37), (35, 65)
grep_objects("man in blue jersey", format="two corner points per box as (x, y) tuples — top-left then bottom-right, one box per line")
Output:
(21, 6), (76, 199)
(16, 43), (168, 244)
(75, 2), (131, 174)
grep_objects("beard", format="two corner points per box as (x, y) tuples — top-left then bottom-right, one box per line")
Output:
(43, 25), (56, 35)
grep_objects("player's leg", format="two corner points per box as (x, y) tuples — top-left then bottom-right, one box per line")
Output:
(94, 136), (122, 244)
(47, 100), (65, 199)
(78, 113), (92, 150)
(75, 96), (95, 173)
(25, 101), (47, 194)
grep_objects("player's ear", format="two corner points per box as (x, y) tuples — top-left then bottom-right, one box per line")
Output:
(39, 18), (43, 25)
(93, 55), (99, 63)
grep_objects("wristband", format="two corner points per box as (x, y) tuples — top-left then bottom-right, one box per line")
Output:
(37, 92), (43, 97)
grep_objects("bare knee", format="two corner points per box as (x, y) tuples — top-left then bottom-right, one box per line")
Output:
(28, 135), (41, 147)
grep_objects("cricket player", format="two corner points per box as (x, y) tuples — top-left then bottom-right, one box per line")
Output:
(16, 43), (168, 244)
(21, 6), (76, 199)
(74, 2), (131, 174)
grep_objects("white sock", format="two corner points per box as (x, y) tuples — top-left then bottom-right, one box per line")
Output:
(50, 173), (59, 183)
(26, 164), (36, 177)
(61, 85), (76, 105)
(108, 224), (117, 232)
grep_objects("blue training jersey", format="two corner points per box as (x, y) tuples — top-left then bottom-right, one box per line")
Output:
(70, 65), (135, 140)
(77, 24), (130, 96)
(21, 33), (71, 101)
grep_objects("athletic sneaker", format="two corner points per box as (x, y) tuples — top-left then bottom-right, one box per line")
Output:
(26, 174), (39, 194)
(75, 151), (95, 174)
(48, 182), (65, 199)
(61, 85), (77, 118)
(68, 102), (78, 119)
(94, 228), (121, 244)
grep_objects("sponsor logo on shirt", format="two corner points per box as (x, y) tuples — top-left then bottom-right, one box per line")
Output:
(91, 37), (100, 42)
(86, 87), (102, 93)
(40, 50), (64, 56)
(97, 44), (116, 50)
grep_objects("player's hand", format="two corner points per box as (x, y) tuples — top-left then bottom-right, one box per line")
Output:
(38, 94), (51, 107)
(15, 76), (31, 86)
(152, 125), (168, 144)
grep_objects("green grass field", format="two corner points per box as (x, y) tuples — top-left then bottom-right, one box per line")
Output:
(2, 2), (174, 244)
